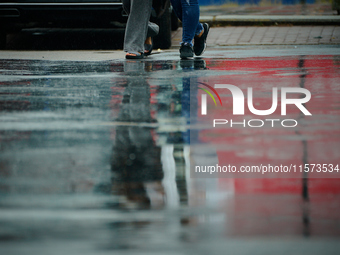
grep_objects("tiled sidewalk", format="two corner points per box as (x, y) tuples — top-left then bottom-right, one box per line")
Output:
(171, 26), (340, 46)
(200, 4), (336, 16)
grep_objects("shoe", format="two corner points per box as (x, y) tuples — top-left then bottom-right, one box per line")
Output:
(125, 52), (144, 59)
(180, 59), (194, 70)
(194, 23), (209, 56)
(194, 59), (207, 70)
(180, 43), (194, 59)
(144, 37), (153, 56)
(144, 43), (153, 56)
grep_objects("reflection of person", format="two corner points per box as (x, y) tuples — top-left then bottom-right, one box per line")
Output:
(111, 61), (164, 209)
(170, 0), (209, 59)
(122, 0), (159, 59)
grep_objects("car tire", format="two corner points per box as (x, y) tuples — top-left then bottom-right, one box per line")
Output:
(153, 4), (171, 49)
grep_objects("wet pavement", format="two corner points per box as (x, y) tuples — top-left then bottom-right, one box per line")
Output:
(1, 45), (340, 254)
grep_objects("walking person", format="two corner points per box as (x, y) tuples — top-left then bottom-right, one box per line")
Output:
(170, 0), (209, 59)
(122, 0), (159, 59)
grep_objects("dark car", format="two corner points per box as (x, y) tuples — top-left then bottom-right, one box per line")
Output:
(0, 0), (177, 49)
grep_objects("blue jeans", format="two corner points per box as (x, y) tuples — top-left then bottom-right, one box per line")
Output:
(171, 0), (203, 46)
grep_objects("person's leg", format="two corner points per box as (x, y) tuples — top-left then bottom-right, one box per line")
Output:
(171, 0), (203, 45)
(147, 21), (159, 38)
(123, 1), (158, 39)
(170, 0), (182, 23)
(123, 0), (153, 54)
(144, 21), (159, 56)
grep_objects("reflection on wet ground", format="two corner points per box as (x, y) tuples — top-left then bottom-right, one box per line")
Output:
(0, 47), (340, 254)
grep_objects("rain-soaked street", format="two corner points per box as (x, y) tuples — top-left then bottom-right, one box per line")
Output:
(1, 45), (340, 254)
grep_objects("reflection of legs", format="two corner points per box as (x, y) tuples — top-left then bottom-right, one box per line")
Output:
(174, 145), (188, 205)
(111, 66), (164, 209)
(123, 0), (153, 53)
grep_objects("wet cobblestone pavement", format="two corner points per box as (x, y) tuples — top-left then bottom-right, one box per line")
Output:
(0, 46), (340, 254)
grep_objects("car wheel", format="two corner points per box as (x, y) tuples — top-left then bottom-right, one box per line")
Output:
(153, 4), (171, 49)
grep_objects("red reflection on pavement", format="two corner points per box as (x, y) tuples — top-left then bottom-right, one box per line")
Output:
(199, 55), (340, 194)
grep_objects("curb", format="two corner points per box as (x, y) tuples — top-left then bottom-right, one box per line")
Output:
(200, 15), (340, 26)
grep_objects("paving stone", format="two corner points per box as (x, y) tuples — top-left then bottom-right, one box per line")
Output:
(171, 26), (340, 47)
